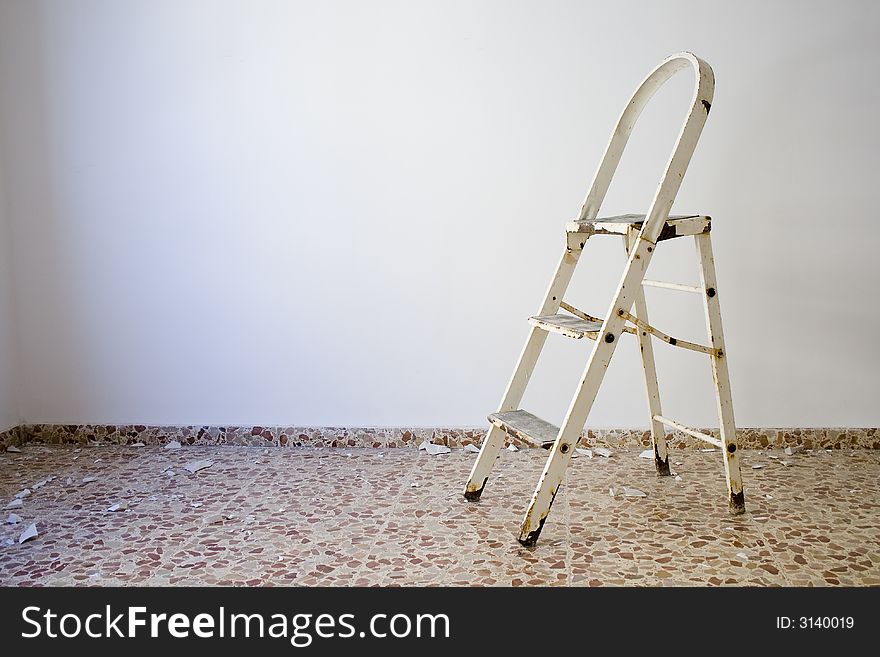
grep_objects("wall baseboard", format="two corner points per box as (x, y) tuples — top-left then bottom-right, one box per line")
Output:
(1, 423), (877, 451)
(0, 424), (23, 449)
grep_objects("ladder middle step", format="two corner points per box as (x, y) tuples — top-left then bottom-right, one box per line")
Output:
(489, 410), (559, 449)
(530, 314), (603, 339)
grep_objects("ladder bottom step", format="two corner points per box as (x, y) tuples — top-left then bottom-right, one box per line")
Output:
(489, 410), (558, 449)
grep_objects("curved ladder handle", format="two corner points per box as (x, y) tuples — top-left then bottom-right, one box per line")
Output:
(578, 52), (714, 245)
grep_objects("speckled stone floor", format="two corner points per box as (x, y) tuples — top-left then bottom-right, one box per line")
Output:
(1, 444), (878, 586)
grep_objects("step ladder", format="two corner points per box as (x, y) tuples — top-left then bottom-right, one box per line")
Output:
(463, 53), (745, 547)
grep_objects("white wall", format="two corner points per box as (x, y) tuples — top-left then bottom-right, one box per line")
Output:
(0, 160), (21, 431)
(0, 0), (877, 428)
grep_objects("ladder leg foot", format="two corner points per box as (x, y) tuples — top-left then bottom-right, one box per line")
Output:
(655, 454), (671, 476)
(517, 486), (558, 547)
(517, 516), (546, 547)
(728, 490), (746, 515)
(463, 478), (487, 502)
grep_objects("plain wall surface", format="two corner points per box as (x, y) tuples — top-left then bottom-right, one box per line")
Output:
(0, 0), (877, 428)
(0, 167), (20, 431)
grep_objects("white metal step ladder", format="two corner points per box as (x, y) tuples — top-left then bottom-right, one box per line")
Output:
(463, 53), (745, 547)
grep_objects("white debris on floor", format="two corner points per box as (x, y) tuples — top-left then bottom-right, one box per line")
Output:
(18, 523), (38, 544)
(420, 442), (451, 456)
(575, 448), (593, 458)
(638, 450), (654, 459)
(32, 476), (53, 490)
(609, 486), (647, 498)
(183, 459), (215, 474)
(6, 513), (21, 524)
(165, 441), (182, 450)
(463, 444), (480, 453)
(506, 444), (518, 452)
(82, 476), (97, 483)
(594, 447), (612, 458)
(5, 498), (23, 510)
(784, 445), (804, 456)
(6, 445), (22, 453)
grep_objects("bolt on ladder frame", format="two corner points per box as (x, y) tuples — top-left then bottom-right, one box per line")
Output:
(463, 52), (745, 546)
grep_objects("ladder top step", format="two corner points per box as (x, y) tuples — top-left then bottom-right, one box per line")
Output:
(530, 313), (603, 339)
(489, 410), (558, 449)
(567, 214), (710, 241)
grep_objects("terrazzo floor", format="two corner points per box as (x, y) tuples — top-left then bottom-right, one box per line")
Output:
(1, 444), (878, 586)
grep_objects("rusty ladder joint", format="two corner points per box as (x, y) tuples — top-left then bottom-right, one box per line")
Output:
(560, 301), (638, 334)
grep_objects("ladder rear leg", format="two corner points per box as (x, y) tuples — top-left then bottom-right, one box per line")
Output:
(695, 232), (745, 514)
(625, 232), (670, 476)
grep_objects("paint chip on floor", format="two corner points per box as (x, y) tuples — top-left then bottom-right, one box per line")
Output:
(183, 460), (214, 474)
(423, 443), (451, 456)
(18, 523), (38, 544)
